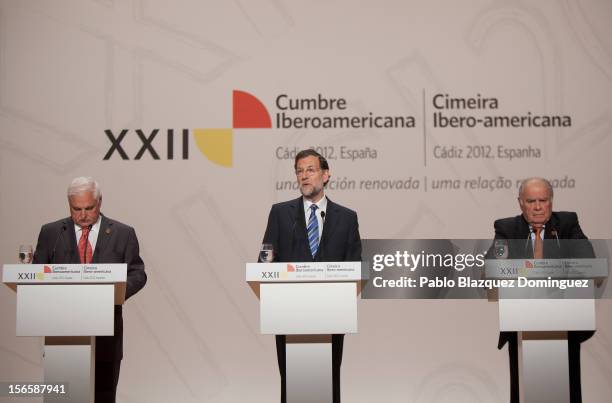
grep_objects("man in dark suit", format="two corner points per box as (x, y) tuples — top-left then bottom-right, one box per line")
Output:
(33, 176), (147, 403)
(490, 177), (594, 403)
(262, 149), (362, 403)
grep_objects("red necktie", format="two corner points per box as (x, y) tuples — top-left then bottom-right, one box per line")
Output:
(534, 227), (543, 259)
(78, 227), (93, 264)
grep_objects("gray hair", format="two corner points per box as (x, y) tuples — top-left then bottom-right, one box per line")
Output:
(518, 177), (553, 199)
(67, 177), (101, 200)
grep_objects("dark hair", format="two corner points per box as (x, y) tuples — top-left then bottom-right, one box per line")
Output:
(294, 149), (329, 171)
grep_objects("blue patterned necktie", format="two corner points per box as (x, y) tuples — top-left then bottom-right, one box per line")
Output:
(307, 204), (319, 258)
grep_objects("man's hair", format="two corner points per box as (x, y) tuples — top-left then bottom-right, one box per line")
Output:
(67, 176), (101, 200)
(294, 149), (330, 171)
(518, 177), (553, 199)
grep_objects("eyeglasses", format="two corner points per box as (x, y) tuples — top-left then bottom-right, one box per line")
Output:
(295, 167), (321, 176)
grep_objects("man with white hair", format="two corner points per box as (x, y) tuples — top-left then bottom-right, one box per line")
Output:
(490, 177), (594, 403)
(33, 176), (147, 403)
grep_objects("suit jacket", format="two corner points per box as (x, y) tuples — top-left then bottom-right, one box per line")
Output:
(32, 214), (147, 362)
(262, 196), (362, 262)
(490, 211), (594, 259)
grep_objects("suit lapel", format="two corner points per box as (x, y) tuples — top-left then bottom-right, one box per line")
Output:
(544, 214), (559, 239)
(516, 215), (530, 238)
(294, 197), (307, 234)
(291, 196), (322, 261)
(543, 213), (560, 258)
(63, 218), (80, 264)
(319, 198), (338, 255)
(516, 215), (533, 258)
(93, 215), (113, 263)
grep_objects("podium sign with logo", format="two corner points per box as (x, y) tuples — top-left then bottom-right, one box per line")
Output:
(2, 264), (127, 403)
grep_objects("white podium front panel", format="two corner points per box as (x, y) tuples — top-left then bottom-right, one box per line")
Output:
(498, 299), (595, 331)
(16, 284), (114, 336)
(260, 282), (357, 335)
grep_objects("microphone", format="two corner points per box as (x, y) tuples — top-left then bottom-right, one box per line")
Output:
(550, 227), (561, 249)
(318, 211), (326, 261)
(50, 224), (67, 263)
(525, 226), (534, 252)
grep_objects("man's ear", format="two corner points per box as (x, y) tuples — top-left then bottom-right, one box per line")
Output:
(323, 170), (331, 186)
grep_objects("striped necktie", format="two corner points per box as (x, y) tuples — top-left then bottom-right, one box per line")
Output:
(78, 226), (93, 264)
(307, 204), (319, 258)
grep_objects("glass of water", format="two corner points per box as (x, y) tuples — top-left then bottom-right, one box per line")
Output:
(494, 239), (508, 259)
(19, 244), (33, 264)
(258, 243), (274, 263)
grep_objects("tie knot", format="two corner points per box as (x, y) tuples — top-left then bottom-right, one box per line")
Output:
(534, 227), (542, 236)
(82, 226), (90, 236)
(310, 204), (318, 212)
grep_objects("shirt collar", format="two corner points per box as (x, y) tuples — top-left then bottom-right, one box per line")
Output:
(74, 214), (102, 234)
(303, 195), (327, 212)
(529, 224), (546, 240)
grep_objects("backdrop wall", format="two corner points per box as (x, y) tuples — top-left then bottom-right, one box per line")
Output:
(1, 1), (611, 402)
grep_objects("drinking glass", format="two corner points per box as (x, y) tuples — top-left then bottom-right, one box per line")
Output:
(258, 243), (274, 263)
(19, 244), (33, 264)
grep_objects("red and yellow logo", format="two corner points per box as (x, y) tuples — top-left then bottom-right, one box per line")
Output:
(103, 90), (271, 167)
(193, 90), (271, 167)
(34, 265), (53, 280)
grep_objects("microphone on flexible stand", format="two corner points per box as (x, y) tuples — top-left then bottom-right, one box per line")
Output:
(525, 226), (534, 253)
(318, 211), (326, 261)
(550, 227), (561, 249)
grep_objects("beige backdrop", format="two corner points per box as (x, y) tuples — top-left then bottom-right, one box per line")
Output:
(1, 0), (612, 402)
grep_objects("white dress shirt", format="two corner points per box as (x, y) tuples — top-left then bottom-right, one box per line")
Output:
(303, 196), (327, 240)
(74, 215), (102, 255)
(528, 224), (545, 252)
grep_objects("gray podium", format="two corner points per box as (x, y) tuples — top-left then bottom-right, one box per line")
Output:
(485, 258), (607, 403)
(2, 264), (127, 403)
(246, 262), (362, 403)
